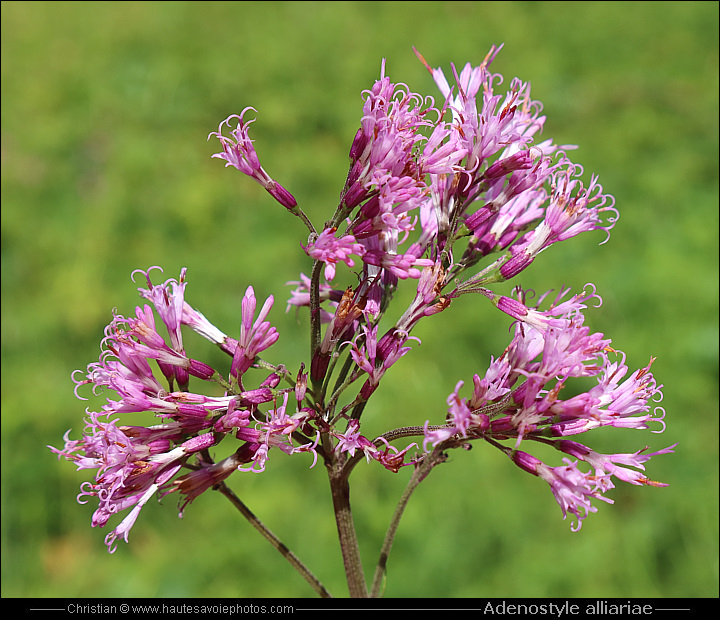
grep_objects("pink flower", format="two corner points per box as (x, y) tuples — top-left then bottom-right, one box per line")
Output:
(210, 109), (297, 210)
(335, 419), (375, 460)
(49, 410), (217, 552)
(285, 272), (340, 323)
(361, 248), (434, 280)
(511, 451), (613, 531)
(231, 286), (279, 379)
(303, 228), (365, 281)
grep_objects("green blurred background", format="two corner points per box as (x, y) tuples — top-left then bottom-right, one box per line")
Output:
(2, 0), (717, 599)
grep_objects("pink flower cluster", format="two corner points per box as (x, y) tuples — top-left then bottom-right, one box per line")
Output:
(51, 45), (672, 552)
(51, 268), (317, 551)
(423, 285), (675, 530)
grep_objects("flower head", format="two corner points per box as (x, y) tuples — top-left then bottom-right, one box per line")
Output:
(210, 109), (297, 210)
(231, 285), (279, 379)
(50, 268), (312, 552)
(303, 228), (366, 281)
(512, 451), (612, 531)
(422, 284), (671, 530)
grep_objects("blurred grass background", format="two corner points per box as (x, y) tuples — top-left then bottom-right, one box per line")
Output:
(1, 0), (717, 599)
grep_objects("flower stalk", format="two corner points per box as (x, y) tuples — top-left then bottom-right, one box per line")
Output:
(216, 481), (332, 598)
(370, 446), (449, 598)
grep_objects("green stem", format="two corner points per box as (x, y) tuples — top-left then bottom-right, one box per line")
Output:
(216, 481), (332, 598)
(291, 205), (317, 236)
(370, 448), (448, 598)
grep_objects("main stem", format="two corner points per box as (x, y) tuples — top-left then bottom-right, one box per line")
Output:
(328, 454), (368, 598)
